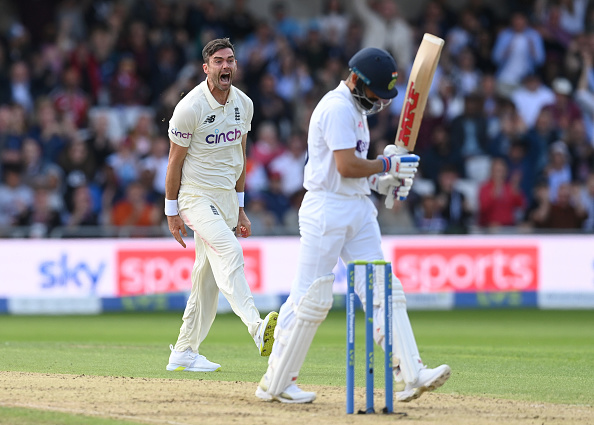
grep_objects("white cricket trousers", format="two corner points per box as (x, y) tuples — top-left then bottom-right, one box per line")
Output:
(270, 191), (397, 358)
(173, 187), (261, 353)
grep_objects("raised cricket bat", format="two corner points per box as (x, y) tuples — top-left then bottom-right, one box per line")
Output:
(386, 33), (444, 208)
(395, 33), (444, 151)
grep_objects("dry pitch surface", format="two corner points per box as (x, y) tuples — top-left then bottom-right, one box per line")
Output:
(1, 371), (592, 425)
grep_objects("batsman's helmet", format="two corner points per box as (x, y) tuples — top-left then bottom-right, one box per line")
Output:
(348, 47), (399, 99)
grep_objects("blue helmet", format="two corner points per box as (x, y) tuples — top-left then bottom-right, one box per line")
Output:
(348, 47), (399, 99)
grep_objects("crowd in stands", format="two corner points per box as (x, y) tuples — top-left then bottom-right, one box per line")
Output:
(1, 0), (594, 238)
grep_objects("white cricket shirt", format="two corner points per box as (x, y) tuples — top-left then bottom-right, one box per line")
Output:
(304, 81), (371, 196)
(168, 81), (253, 191)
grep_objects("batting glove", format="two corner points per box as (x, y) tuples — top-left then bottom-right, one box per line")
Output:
(368, 174), (402, 196)
(378, 145), (419, 180)
(385, 178), (414, 208)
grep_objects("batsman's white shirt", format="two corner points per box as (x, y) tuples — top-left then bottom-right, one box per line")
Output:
(168, 82), (261, 353)
(304, 81), (370, 196)
(168, 80), (253, 191)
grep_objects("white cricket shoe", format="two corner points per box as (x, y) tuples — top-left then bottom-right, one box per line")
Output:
(395, 364), (451, 402)
(166, 345), (221, 372)
(255, 311), (278, 356)
(255, 375), (316, 403)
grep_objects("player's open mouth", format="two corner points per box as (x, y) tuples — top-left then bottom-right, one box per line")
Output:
(220, 73), (230, 83)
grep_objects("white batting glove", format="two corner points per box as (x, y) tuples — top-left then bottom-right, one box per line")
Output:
(378, 145), (419, 180)
(385, 178), (414, 208)
(368, 174), (401, 196)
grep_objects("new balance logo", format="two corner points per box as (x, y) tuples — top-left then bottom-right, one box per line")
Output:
(234, 107), (240, 123)
(204, 115), (216, 124)
(210, 205), (219, 215)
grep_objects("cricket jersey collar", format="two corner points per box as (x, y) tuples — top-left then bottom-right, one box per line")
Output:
(201, 80), (237, 109)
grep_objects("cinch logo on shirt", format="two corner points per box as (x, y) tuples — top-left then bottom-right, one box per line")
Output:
(171, 128), (192, 139)
(206, 128), (242, 144)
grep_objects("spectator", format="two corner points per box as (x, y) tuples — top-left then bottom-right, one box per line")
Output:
(109, 55), (149, 106)
(86, 111), (115, 170)
(270, 1), (303, 46)
(58, 138), (97, 213)
(0, 163), (34, 227)
(17, 186), (62, 238)
(245, 193), (278, 236)
(478, 157), (526, 228)
(521, 107), (560, 174)
(545, 140), (572, 202)
(558, 0), (589, 36)
(21, 137), (63, 198)
(64, 184), (99, 227)
(50, 66), (90, 128)
(511, 73), (555, 129)
(251, 73), (292, 134)
(542, 77), (582, 133)
(492, 11), (546, 95)
(105, 138), (140, 192)
(261, 171), (291, 225)
(269, 130), (307, 198)
(353, 0), (414, 71)
(564, 119), (594, 183)
(318, 0), (350, 48)
(446, 8), (481, 57)
(451, 47), (482, 96)
(298, 22), (332, 76)
(413, 195), (447, 234)
(140, 136), (169, 197)
(528, 181), (587, 229)
(0, 61), (38, 113)
(69, 41), (102, 102)
(222, 0), (257, 43)
(29, 98), (68, 164)
(250, 121), (285, 168)
(269, 52), (314, 104)
(450, 93), (490, 160)
(420, 124), (465, 184)
(435, 165), (473, 233)
(110, 181), (160, 226)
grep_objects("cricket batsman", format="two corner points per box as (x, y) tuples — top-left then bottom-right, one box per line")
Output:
(255, 47), (451, 403)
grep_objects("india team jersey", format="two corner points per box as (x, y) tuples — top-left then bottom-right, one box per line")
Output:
(304, 81), (371, 196)
(168, 81), (253, 191)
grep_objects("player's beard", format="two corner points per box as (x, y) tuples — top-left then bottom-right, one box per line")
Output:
(212, 68), (235, 92)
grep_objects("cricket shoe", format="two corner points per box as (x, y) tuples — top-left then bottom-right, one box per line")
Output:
(396, 364), (451, 402)
(166, 345), (221, 372)
(255, 311), (278, 356)
(255, 375), (316, 403)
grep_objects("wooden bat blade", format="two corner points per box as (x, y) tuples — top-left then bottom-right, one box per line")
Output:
(395, 33), (444, 152)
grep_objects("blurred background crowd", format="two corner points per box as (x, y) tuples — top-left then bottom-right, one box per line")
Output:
(1, 0), (594, 238)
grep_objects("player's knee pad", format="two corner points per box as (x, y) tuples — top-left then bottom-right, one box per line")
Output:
(264, 274), (335, 395)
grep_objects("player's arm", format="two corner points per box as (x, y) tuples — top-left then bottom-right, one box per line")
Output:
(165, 141), (189, 248)
(333, 147), (384, 178)
(235, 134), (251, 238)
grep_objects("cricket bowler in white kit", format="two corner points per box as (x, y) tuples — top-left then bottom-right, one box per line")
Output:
(164, 38), (278, 372)
(256, 47), (450, 403)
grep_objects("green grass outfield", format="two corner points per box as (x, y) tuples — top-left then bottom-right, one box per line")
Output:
(1, 309), (593, 423)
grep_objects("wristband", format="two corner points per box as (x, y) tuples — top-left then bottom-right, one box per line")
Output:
(380, 156), (391, 173)
(164, 199), (179, 216)
(237, 192), (245, 208)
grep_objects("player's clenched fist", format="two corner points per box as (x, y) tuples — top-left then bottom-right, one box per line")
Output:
(378, 144), (419, 180)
